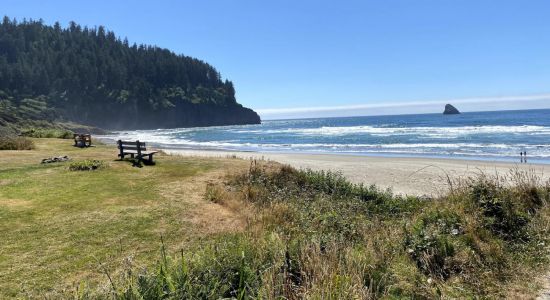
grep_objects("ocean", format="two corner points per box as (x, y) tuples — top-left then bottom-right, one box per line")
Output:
(101, 109), (550, 163)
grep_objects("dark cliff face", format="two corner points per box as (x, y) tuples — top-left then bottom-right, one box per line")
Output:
(443, 104), (460, 115)
(80, 102), (261, 130)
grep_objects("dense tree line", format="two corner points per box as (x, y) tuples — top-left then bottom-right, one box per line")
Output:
(0, 17), (260, 129)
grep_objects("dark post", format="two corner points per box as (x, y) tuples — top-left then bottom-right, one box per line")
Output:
(136, 140), (142, 165)
(118, 140), (123, 160)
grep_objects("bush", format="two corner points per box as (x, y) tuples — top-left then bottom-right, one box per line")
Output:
(0, 135), (34, 150)
(68, 160), (105, 171)
(467, 175), (544, 240)
(93, 236), (267, 299)
(21, 127), (73, 139)
(405, 210), (463, 279)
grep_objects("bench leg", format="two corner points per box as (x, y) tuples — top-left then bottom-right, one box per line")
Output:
(132, 157), (143, 168)
(137, 154), (155, 165)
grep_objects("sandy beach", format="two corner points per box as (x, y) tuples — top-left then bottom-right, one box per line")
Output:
(164, 149), (550, 196)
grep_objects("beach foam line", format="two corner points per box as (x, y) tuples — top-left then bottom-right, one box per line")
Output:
(99, 136), (550, 157)
(99, 134), (550, 150)
(233, 125), (550, 137)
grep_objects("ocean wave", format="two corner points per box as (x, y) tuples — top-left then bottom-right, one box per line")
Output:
(98, 132), (550, 156)
(98, 119), (550, 159)
(233, 125), (550, 137)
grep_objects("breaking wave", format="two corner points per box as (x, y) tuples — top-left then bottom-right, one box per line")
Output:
(99, 109), (550, 162)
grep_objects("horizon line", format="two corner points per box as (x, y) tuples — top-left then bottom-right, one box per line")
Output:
(254, 93), (550, 120)
(261, 106), (550, 121)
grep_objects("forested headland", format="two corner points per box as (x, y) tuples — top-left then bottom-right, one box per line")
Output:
(0, 17), (260, 131)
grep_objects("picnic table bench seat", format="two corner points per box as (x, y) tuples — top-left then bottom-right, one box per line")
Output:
(117, 140), (158, 165)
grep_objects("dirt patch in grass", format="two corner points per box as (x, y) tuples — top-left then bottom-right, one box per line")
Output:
(157, 163), (248, 236)
(0, 198), (32, 208)
(0, 179), (13, 186)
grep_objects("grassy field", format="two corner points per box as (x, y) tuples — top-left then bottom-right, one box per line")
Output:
(96, 163), (550, 299)
(1, 139), (550, 299)
(0, 138), (249, 298)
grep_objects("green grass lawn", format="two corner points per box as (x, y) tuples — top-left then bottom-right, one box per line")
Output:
(1, 139), (549, 299)
(0, 139), (246, 298)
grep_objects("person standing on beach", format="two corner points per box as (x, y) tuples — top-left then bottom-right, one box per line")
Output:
(524, 151), (527, 163)
(519, 151), (523, 163)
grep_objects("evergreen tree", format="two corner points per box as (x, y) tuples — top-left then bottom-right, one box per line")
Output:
(0, 17), (260, 129)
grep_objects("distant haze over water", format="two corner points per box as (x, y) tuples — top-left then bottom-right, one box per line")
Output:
(256, 94), (550, 120)
(102, 109), (550, 163)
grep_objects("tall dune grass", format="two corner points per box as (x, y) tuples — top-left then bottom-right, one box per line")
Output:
(85, 162), (550, 299)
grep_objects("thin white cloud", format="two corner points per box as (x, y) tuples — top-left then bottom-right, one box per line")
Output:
(256, 93), (550, 119)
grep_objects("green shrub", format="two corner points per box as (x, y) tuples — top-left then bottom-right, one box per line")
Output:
(405, 210), (463, 279)
(68, 160), (105, 171)
(21, 127), (73, 139)
(98, 236), (268, 299)
(468, 176), (541, 240)
(0, 135), (34, 150)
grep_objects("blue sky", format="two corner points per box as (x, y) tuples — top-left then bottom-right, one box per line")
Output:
(4, 0), (550, 119)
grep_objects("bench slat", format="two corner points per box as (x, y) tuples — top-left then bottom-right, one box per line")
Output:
(141, 151), (158, 155)
(120, 150), (157, 155)
(118, 146), (144, 151)
(118, 145), (145, 149)
(118, 141), (145, 146)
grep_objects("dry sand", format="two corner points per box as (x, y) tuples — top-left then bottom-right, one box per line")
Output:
(164, 149), (550, 196)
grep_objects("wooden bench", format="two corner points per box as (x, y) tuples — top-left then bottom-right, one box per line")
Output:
(117, 140), (158, 165)
(74, 134), (92, 148)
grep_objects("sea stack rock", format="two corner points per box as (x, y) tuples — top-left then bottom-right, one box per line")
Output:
(443, 104), (460, 115)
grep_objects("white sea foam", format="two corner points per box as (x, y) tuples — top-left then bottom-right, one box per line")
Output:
(100, 133), (550, 153)
(235, 125), (550, 138)
(98, 123), (550, 159)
